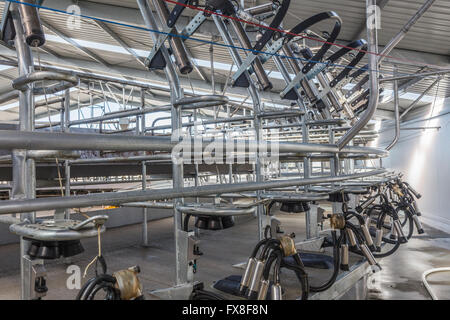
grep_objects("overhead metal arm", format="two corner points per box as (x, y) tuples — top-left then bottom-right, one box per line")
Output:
(337, 0), (379, 149)
(386, 68), (399, 151)
(378, 0), (437, 64)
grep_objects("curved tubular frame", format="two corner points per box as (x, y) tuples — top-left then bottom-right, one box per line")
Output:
(12, 71), (79, 91)
(337, 0), (379, 149)
(9, 221), (106, 241)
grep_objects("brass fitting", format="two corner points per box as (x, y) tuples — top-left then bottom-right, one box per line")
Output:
(278, 235), (297, 257)
(113, 266), (143, 300)
(329, 214), (346, 230)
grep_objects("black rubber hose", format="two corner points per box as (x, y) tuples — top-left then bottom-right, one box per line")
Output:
(285, 262), (309, 300)
(76, 274), (117, 300)
(88, 281), (117, 300)
(251, 238), (271, 258)
(262, 250), (281, 281)
(191, 290), (226, 300)
(282, 253), (309, 300)
(309, 230), (343, 292)
(260, 239), (281, 261)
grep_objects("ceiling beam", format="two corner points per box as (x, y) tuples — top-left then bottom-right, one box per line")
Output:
(0, 45), (291, 108)
(93, 20), (147, 68)
(41, 19), (110, 67)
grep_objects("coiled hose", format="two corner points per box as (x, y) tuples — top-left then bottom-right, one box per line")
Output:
(76, 274), (119, 300)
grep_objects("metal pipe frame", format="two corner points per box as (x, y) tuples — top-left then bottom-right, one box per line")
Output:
(386, 67), (400, 151)
(0, 130), (388, 156)
(378, 0), (437, 64)
(138, 0), (189, 286)
(10, 3), (37, 300)
(337, 0), (379, 149)
(0, 169), (386, 215)
(0, 0), (426, 301)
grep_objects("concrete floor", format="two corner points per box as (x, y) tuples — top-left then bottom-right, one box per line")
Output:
(367, 226), (450, 300)
(0, 212), (448, 300)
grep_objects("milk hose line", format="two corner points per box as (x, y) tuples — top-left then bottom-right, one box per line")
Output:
(6, 0), (428, 79)
(422, 267), (450, 300)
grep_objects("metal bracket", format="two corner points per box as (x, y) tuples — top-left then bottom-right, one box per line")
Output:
(315, 76), (352, 102)
(145, 24), (173, 69)
(280, 63), (328, 100)
(260, 37), (289, 64)
(147, 11), (207, 70)
(231, 52), (258, 86)
(187, 232), (201, 261)
(181, 11), (206, 38)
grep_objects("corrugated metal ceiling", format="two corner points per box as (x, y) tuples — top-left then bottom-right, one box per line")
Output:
(1, 0), (449, 119)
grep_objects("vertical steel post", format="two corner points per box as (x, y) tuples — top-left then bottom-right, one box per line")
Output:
(63, 89), (71, 219)
(138, 0), (187, 284)
(64, 161), (70, 219)
(140, 89), (149, 246)
(11, 4), (36, 300)
(213, 15), (265, 240)
(141, 161), (149, 246)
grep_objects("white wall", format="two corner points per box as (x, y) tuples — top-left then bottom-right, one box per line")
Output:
(376, 99), (450, 233)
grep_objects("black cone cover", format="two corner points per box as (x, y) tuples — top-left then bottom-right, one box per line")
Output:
(292, 203), (304, 213)
(328, 193), (350, 203)
(36, 241), (60, 260)
(280, 202), (291, 213)
(208, 217), (223, 230)
(27, 240), (41, 258)
(26, 239), (84, 259)
(280, 201), (310, 213)
(195, 217), (208, 230)
(221, 216), (235, 229)
(60, 240), (84, 258)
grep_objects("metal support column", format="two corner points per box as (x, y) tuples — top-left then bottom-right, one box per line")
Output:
(140, 89), (149, 247)
(213, 15), (265, 240)
(138, 0), (189, 286)
(11, 4), (37, 300)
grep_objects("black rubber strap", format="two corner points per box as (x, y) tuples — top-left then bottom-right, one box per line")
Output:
(302, 13), (342, 74)
(330, 41), (368, 87)
(167, 0), (191, 28)
(345, 74), (369, 98)
(287, 11), (339, 41)
(350, 63), (369, 79)
(253, 0), (291, 52)
(327, 39), (366, 64)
